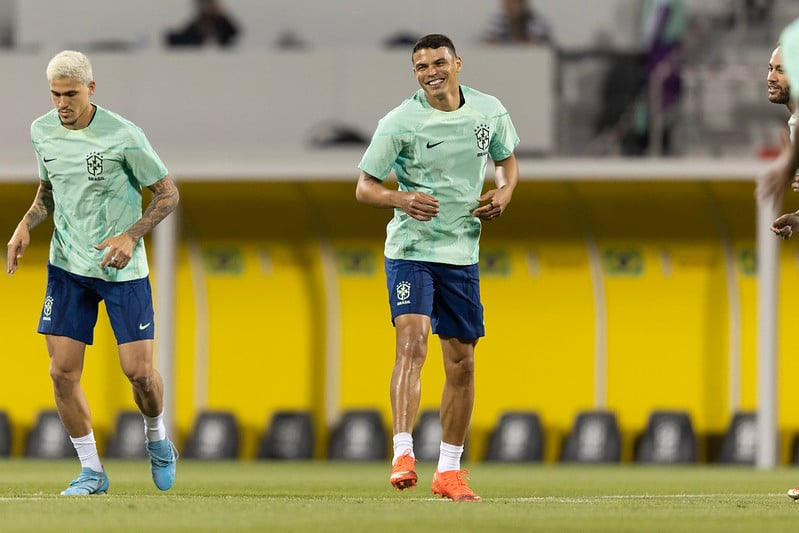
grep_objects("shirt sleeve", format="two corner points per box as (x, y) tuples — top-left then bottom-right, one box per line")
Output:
(781, 18), (799, 104)
(31, 141), (49, 182)
(358, 118), (405, 181)
(488, 105), (520, 161)
(30, 123), (49, 182)
(123, 126), (169, 187)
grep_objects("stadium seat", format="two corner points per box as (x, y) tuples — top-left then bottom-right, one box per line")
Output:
(25, 409), (74, 459)
(183, 411), (241, 460)
(412, 409), (442, 461)
(0, 410), (11, 457)
(327, 409), (388, 461)
(635, 410), (696, 464)
(560, 410), (621, 463)
(484, 411), (544, 462)
(105, 410), (148, 459)
(258, 410), (315, 460)
(717, 411), (756, 464)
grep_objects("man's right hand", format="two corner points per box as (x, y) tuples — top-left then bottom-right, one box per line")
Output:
(401, 191), (439, 221)
(770, 211), (799, 240)
(7, 223), (30, 274)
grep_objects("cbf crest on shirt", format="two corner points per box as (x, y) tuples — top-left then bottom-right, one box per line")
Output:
(86, 151), (104, 180)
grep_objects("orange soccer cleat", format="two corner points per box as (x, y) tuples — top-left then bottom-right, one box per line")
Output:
(431, 469), (482, 502)
(390, 452), (418, 490)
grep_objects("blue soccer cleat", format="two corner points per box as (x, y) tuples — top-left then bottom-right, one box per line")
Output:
(147, 438), (178, 491)
(61, 467), (110, 496)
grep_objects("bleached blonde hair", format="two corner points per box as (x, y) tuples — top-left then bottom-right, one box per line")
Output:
(46, 50), (93, 85)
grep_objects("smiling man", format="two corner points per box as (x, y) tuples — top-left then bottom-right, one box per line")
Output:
(758, 43), (797, 204)
(355, 34), (520, 502)
(6, 50), (179, 495)
(758, 17), (799, 206)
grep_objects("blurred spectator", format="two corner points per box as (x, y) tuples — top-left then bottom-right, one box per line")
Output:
(383, 31), (420, 49)
(593, 51), (647, 152)
(166, 0), (239, 48)
(274, 29), (310, 50)
(482, 0), (553, 46)
(745, 0), (774, 25)
(621, 0), (685, 156)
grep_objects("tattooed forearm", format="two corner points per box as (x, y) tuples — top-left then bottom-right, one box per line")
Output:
(22, 180), (54, 230)
(125, 176), (180, 242)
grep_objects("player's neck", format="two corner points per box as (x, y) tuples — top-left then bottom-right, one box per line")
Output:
(64, 103), (97, 131)
(426, 86), (463, 112)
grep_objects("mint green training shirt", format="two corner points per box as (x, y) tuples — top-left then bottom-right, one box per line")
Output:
(31, 105), (168, 281)
(782, 18), (799, 105)
(358, 85), (519, 266)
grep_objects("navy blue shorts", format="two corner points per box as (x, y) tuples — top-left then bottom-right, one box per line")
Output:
(38, 263), (155, 345)
(384, 257), (484, 340)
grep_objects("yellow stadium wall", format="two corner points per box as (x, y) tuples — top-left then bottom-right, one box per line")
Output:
(2, 179), (798, 462)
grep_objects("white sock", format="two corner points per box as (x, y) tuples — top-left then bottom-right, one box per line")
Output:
(142, 412), (167, 443)
(437, 441), (464, 473)
(71, 431), (103, 472)
(392, 432), (414, 463)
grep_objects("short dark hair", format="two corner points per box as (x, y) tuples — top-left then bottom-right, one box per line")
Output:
(412, 34), (457, 58)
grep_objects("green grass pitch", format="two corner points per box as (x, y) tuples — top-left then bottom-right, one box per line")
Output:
(1, 459), (799, 532)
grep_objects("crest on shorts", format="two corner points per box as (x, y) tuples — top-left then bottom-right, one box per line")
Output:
(396, 281), (411, 303)
(42, 295), (54, 321)
(86, 152), (104, 181)
(474, 124), (490, 151)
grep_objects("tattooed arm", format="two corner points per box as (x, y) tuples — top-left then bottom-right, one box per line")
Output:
(95, 175), (180, 270)
(7, 180), (54, 274)
(127, 176), (180, 243)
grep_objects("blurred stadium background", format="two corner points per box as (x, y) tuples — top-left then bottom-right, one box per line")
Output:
(1, 0), (799, 470)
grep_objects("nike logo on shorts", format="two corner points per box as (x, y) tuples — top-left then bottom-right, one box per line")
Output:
(139, 323), (151, 330)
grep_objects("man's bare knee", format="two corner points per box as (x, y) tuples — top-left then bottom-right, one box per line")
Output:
(444, 353), (475, 387)
(49, 365), (79, 393)
(127, 371), (154, 393)
(397, 331), (427, 356)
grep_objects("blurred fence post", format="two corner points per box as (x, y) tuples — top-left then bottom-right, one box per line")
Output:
(756, 198), (779, 469)
(153, 207), (179, 437)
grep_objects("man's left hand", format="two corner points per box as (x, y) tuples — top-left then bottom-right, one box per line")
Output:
(95, 233), (135, 269)
(473, 188), (511, 221)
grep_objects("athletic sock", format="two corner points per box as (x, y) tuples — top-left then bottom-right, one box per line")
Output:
(71, 431), (103, 472)
(392, 432), (415, 463)
(142, 412), (167, 443)
(437, 441), (464, 473)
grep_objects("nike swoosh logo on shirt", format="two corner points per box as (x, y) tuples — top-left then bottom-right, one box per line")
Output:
(426, 141), (444, 149)
(43, 157), (56, 162)
(139, 323), (151, 330)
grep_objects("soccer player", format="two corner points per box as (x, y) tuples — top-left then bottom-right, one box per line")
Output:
(758, 41), (798, 206)
(767, 40), (799, 242)
(759, 20), (799, 207)
(355, 33), (519, 502)
(764, 22), (799, 501)
(6, 50), (179, 495)
(769, 26), (799, 241)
